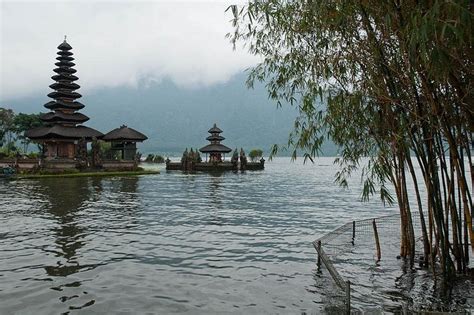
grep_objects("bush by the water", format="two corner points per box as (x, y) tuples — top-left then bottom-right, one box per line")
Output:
(145, 154), (165, 163)
(249, 149), (263, 162)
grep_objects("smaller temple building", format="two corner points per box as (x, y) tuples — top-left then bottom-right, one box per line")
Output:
(102, 125), (148, 160)
(166, 123), (264, 172)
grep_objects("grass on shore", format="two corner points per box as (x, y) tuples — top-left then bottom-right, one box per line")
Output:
(15, 170), (160, 179)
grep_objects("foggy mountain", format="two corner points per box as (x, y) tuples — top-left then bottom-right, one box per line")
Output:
(5, 73), (338, 156)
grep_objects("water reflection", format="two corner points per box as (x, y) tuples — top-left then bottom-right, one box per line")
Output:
(207, 173), (225, 226)
(106, 177), (140, 212)
(37, 178), (102, 277)
(119, 176), (139, 194)
(208, 173), (223, 203)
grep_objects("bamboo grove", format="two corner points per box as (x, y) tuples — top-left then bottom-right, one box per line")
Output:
(228, 1), (473, 279)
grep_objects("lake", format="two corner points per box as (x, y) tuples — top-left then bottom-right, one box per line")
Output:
(0, 157), (406, 313)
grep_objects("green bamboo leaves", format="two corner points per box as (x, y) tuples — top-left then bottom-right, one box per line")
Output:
(228, 0), (473, 280)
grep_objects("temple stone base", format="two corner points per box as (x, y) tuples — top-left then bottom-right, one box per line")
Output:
(102, 160), (137, 171)
(166, 160), (264, 172)
(43, 159), (79, 169)
(1, 158), (140, 173)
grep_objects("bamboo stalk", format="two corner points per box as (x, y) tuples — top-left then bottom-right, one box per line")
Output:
(373, 219), (381, 262)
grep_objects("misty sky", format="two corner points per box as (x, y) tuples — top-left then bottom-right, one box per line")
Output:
(0, 1), (255, 102)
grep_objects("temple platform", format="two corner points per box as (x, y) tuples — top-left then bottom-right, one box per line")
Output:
(166, 160), (264, 172)
(1, 158), (141, 173)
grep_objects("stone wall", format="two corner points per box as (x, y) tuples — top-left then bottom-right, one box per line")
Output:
(102, 160), (137, 171)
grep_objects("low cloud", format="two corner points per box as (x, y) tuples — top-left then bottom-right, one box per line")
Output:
(0, 1), (256, 101)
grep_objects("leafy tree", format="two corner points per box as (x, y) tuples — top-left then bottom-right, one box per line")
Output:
(145, 154), (155, 162)
(249, 148), (263, 162)
(97, 141), (119, 159)
(12, 112), (43, 152)
(153, 155), (165, 163)
(144, 153), (165, 163)
(0, 108), (15, 150)
(229, 1), (473, 280)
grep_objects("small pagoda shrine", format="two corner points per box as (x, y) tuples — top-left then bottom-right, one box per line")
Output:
(166, 123), (264, 172)
(25, 37), (103, 159)
(199, 123), (232, 162)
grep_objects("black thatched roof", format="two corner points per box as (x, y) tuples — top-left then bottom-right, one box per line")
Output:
(51, 73), (78, 82)
(58, 40), (72, 50)
(53, 66), (77, 74)
(208, 123), (222, 134)
(47, 91), (82, 99)
(102, 125), (148, 142)
(25, 125), (103, 140)
(57, 50), (73, 56)
(55, 60), (76, 67)
(206, 134), (225, 141)
(40, 112), (89, 123)
(49, 82), (80, 91)
(44, 100), (85, 110)
(56, 55), (74, 62)
(199, 143), (232, 153)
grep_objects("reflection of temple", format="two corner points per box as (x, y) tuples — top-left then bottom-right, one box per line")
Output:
(166, 123), (265, 172)
(206, 173), (226, 226)
(37, 176), (140, 282)
(107, 176), (140, 210)
(39, 177), (102, 277)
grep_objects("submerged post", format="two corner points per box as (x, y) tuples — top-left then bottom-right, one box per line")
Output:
(316, 240), (321, 270)
(345, 280), (351, 314)
(352, 221), (356, 245)
(373, 219), (381, 261)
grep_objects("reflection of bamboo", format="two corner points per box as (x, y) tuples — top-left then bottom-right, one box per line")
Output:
(373, 219), (381, 262)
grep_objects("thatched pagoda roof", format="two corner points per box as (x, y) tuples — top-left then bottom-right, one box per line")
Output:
(206, 134), (225, 141)
(102, 125), (148, 142)
(40, 112), (89, 123)
(208, 123), (223, 134)
(25, 125), (103, 140)
(199, 143), (232, 153)
(57, 40), (72, 50)
(44, 100), (85, 110)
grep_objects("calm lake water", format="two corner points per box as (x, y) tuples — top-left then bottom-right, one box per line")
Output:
(1, 157), (406, 313)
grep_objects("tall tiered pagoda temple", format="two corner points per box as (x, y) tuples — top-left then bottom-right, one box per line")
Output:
(199, 123), (232, 162)
(26, 38), (103, 159)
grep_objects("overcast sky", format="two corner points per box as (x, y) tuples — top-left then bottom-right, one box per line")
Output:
(0, 0), (256, 101)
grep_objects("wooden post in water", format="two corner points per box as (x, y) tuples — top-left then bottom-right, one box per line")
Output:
(373, 219), (381, 261)
(352, 221), (356, 245)
(345, 280), (351, 314)
(316, 240), (321, 270)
